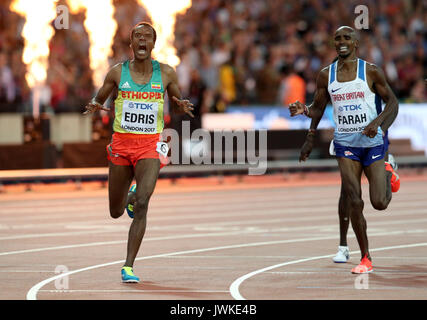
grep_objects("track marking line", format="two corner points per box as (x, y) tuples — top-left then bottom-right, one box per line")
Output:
(2, 200), (425, 235)
(229, 242), (427, 300)
(26, 230), (423, 300)
(27, 235), (348, 300)
(0, 229), (266, 256)
(3, 221), (426, 257)
(297, 286), (427, 290)
(39, 289), (229, 293)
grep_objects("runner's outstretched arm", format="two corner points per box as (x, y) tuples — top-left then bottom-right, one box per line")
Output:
(83, 64), (121, 114)
(289, 68), (330, 161)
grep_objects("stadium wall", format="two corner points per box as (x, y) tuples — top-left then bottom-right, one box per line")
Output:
(0, 104), (425, 170)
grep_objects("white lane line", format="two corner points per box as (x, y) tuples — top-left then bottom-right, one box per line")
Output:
(1, 187), (425, 221)
(0, 229), (267, 256)
(3, 216), (426, 257)
(3, 180), (425, 209)
(2, 204), (425, 241)
(267, 271), (427, 275)
(0, 240), (126, 257)
(2, 185), (425, 218)
(0, 203), (338, 229)
(26, 230), (422, 300)
(0, 220), (121, 231)
(229, 242), (427, 300)
(2, 198), (426, 233)
(296, 286), (427, 290)
(0, 190), (335, 214)
(26, 235), (346, 300)
(0, 207), (358, 240)
(2, 192), (426, 218)
(0, 270), (56, 273)
(0, 199), (346, 224)
(0, 209), (351, 240)
(135, 208), (427, 232)
(0, 229), (125, 241)
(0, 186), (340, 208)
(39, 289), (229, 293)
(2, 213), (427, 256)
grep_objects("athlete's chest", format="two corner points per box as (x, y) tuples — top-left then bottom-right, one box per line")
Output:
(127, 65), (168, 91)
(129, 69), (153, 85)
(336, 64), (358, 82)
(335, 67), (374, 92)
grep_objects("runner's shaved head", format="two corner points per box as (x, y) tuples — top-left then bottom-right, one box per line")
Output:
(335, 26), (359, 40)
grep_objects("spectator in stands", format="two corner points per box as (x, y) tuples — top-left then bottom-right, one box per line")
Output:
(1, 0), (425, 119)
(409, 79), (427, 103)
(0, 51), (16, 112)
(278, 63), (306, 107)
(216, 55), (236, 112)
(255, 51), (280, 105)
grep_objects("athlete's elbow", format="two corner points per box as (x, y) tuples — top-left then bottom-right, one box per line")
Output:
(393, 101), (399, 115)
(390, 95), (399, 112)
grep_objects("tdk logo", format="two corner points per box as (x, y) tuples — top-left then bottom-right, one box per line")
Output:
(128, 102), (153, 110)
(339, 104), (362, 111)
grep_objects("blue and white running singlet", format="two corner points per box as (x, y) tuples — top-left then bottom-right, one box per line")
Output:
(328, 59), (383, 148)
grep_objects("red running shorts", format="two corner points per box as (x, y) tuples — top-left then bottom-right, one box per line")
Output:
(106, 132), (168, 168)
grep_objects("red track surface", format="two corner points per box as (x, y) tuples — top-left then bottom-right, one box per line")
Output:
(1, 170), (427, 300)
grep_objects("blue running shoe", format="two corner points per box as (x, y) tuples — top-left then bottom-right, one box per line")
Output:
(126, 184), (136, 219)
(121, 266), (140, 283)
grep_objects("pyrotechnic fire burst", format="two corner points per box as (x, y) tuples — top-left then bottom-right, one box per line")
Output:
(9, 0), (58, 117)
(137, 0), (192, 68)
(10, 0), (192, 118)
(67, 0), (117, 89)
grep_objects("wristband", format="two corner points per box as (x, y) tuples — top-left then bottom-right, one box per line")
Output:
(307, 128), (316, 136)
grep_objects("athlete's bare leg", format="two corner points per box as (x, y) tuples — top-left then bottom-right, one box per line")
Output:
(338, 184), (350, 247)
(337, 157), (370, 260)
(337, 150), (391, 248)
(124, 158), (160, 267)
(108, 163), (134, 219)
(364, 158), (392, 211)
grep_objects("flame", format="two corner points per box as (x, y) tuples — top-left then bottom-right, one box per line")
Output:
(9, 0), (58, 88)
(67, 0), (117, 89)
(137, 0), (192, 67)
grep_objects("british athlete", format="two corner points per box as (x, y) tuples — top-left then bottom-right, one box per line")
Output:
(289, 26), (400, 274)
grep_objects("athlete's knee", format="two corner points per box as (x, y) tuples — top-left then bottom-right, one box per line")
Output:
(346, 195), (363, 219)
(109, 207), (123, 219)
(371, 198), (389, 211)
(349, 196), (364, 211)
(133, 192), (152, 219)
(133, 201), (148, 220)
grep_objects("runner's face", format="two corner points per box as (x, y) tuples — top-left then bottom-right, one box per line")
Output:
(131, 25), (155, 60)
(334, 29), (357, 58)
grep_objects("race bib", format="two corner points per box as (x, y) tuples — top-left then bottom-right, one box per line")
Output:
(335, 104), (368, 133)
(120, 100), (158, 134)
(156, 142), (169, 157)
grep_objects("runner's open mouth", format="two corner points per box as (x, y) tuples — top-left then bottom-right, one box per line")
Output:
(137, 44), (147, 54)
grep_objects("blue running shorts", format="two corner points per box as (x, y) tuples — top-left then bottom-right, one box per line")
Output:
(333, 132), (389, 167)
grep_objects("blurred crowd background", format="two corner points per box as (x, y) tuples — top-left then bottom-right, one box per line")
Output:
(0, 0), (426, 122)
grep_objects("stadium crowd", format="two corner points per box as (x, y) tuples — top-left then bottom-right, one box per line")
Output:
(0, 0), (425, 118)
